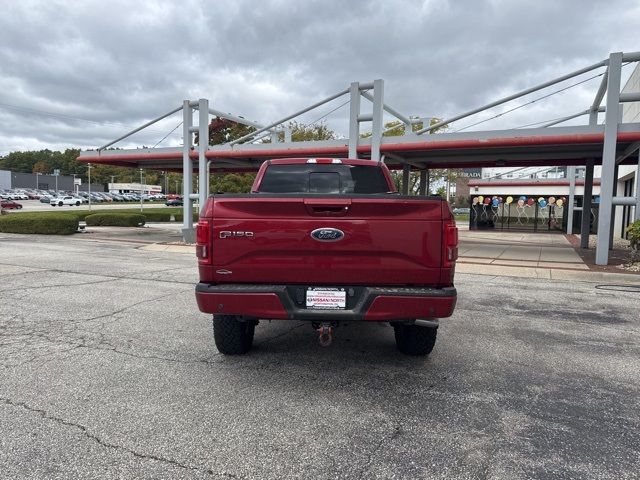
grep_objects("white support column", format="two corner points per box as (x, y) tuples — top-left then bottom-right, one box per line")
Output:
(206, 160), (211, 199)
(567, 166), (576, 234)
(580, 160), (594, 248)
(633, 150), (640, 222)
(404, 119), (415, 136)
(596, 52), (623, 265)
(182, 100), (194, 242)
(370, 79), (384, 162)
(422, 117), (433, 134)
(348, 82), (360, 159)
(609, 163), (619, 248)
(198, 98), (209, 215)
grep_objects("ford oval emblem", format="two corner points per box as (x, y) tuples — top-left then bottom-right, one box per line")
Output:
(311, 228), (345, 242)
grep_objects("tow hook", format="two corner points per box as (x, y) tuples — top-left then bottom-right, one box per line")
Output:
(317, 323), (333, 347)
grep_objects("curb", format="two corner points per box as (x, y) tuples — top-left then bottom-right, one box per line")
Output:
(457, 262), (640, 284)
(139, 243), (194, 254)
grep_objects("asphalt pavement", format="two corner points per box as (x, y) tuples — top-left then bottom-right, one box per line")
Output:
(0, 233), (639, 479)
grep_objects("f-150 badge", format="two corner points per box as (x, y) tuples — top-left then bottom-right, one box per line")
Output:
(219, 231), (254, 239)
(311, 228), (344, 242)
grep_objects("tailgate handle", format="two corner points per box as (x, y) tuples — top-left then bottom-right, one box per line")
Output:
(304, 199), (351, 216)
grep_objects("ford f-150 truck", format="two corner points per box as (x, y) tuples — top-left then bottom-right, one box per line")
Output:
(195, 158), (458, 355)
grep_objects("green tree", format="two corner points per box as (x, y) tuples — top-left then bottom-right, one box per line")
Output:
(285, 121), (335, 142)
(377, 119), (462, 196)
(32, 161), (49, 174)
(206, 119), (336, 193)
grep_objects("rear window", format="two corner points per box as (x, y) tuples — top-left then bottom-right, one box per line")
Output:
(257, 164), (390, 194)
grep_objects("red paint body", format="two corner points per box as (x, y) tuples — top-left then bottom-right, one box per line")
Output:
(0, 200), (23, 210)
(195, 159), (458, 323)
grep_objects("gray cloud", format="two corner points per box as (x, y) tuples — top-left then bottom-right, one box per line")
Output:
(0, 0), (639, 155)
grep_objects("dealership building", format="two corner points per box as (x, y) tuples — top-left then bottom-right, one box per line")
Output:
(465, 63), (640, 237)
(0, 170), (104, 192)
(108, 182), (162, 195)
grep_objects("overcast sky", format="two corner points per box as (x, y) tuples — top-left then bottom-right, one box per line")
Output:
(1, 0), (639, 156)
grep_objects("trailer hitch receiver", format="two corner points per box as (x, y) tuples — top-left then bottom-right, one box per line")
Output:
(317, 323), (333, 347)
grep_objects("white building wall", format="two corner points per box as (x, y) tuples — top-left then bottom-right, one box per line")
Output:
(108, 182), (162, 194)
(0, 170), (10, 190)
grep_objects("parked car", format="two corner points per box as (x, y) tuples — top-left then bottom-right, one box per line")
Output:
(50, 196), (82, 207)
(166, 198), (183, 206)
(453, 207), (470, 215)
(195, 158), (459, 356)
(39, 195), (53, 203)
(1, 200), (23, 210)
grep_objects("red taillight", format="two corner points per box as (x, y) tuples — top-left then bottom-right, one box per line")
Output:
(196, 220), (211, 264)
(443, 220), (458, 267)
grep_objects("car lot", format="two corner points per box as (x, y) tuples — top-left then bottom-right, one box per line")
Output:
(0, 233), (639, 479)
(3, 199), (173, 212)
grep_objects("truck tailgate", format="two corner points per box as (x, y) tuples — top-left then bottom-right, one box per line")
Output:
(201, 195), (444, 286)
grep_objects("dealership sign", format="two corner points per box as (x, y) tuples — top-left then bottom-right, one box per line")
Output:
(460, 168), (482, 179)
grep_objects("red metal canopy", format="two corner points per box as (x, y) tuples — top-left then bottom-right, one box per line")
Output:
(78, 125), (640, 172)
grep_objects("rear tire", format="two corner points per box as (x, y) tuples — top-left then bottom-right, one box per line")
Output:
(393, 323), (437, 356)
(213, 315), (255, 355)
(75, 201), (80, 206)
(58, 201), (63, 207)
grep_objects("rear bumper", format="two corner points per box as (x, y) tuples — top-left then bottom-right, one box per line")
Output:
(195, 283), (457, 321)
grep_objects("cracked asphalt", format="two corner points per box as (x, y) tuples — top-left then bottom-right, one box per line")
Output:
(0, 233), (639, 479)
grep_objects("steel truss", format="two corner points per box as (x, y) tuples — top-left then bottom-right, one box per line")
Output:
(79, 51), (640, 264)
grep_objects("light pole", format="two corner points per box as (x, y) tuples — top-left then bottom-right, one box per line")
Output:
(139, 168), (144, 212)
(175, 179), (179, 195)
(72, 174), (77, 194)
(35, 172), (42, 189)
(88, 163), (92, 211)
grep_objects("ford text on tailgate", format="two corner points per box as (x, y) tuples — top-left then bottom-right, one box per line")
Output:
(195, 158), (458, 355)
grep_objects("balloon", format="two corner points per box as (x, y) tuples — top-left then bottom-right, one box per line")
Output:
(556, 199), (564, 207)
(538, 197), (544, 204)
(594, 196), (600, 204)
(478, 196), (484, 204)
(548, 196), (556, 205)
(527, 198), (535, 206)
(498, 197), (503, 202)
(472, 197), (479, 205)
(517, 199), (525, 207)
(492, 198), (499, 207)
(506, 196), (513, 204)
(519, 196), (526, 201)
(484, 197), (491, 205)
(540, 200), (547, 208)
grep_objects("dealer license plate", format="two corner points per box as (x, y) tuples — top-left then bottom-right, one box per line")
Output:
(306, 288), (346, 310)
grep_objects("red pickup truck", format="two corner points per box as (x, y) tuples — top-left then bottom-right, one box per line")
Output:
(195, 158), (458, 355)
